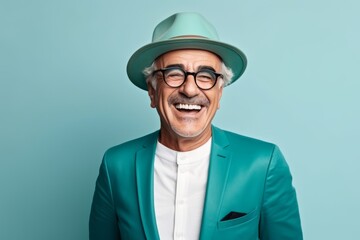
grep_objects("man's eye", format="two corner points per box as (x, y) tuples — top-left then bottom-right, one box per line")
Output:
(198, 74), (211, 79)
(169, 73), (182, 77)
(197, 72), (214, 81)
(166, 70), (184, 78)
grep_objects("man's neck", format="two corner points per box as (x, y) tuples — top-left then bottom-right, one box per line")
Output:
(158, 126), (212, 152)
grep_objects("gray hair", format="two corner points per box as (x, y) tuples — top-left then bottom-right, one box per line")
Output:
(143, 61), (234, 90)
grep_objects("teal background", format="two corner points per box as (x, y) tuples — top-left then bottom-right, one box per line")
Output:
(1, 0), (359, 239)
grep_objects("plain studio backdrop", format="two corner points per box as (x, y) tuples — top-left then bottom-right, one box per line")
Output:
(1, 0), (359, 239)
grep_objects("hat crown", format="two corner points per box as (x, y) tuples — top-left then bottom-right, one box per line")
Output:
(152, 12), (220, 42)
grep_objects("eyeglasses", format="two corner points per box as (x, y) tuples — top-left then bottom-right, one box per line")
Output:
(152, 67), (223, 90)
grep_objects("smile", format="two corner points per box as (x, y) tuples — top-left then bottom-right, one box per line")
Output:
(175, 103), (202, 111)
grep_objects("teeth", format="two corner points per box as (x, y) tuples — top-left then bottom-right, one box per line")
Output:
(175, 103), (202, 110)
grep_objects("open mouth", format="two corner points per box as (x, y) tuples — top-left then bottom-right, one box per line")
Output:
(175, 103), (202, 112)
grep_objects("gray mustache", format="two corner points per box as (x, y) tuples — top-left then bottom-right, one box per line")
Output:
(168, 94), (209, 107)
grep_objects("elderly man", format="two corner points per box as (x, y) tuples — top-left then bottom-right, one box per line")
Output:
(89, 12), (303, 240)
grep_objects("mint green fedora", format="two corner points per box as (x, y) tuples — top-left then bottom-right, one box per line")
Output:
(126, 12), (247, 90)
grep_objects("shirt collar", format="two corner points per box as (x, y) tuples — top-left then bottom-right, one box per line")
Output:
(156, 138), (212, 165)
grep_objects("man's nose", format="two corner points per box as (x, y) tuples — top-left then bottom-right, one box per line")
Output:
(178, 75), (200, 97)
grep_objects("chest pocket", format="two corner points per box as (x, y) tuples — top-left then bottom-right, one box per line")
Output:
(218, 207), (258, 229)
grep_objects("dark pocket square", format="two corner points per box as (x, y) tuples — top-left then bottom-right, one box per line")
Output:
(221, 211), (247, 221)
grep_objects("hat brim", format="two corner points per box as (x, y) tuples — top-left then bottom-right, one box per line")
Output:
(126, 38), (247, 90)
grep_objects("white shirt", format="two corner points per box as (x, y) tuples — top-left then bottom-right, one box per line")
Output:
(154, 138), (212, 240)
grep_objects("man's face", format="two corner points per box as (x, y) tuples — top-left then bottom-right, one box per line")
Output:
(148, 49), (223, 147)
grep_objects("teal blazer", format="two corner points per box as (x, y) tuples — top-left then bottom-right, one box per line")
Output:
(89, 126), (302, 239)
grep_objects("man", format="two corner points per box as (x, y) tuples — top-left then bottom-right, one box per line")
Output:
(89, 12), (303, 240)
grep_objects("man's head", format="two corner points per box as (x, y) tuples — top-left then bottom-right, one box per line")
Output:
(126, 12), (247, 149)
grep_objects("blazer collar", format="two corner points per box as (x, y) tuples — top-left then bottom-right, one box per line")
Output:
(135, 131), (161, 240)
(199, 126), (232, 239)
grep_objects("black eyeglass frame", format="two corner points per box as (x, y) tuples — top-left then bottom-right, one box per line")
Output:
(152, 67), (224, 90)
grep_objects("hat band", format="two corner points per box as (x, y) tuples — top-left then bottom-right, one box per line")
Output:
(169, 35), (209, 40)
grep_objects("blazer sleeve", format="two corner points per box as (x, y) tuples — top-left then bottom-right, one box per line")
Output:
(89, 158), (121, 240)
(259, 146), (303, 240)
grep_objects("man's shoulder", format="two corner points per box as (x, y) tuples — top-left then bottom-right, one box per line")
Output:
(213, 126), (283, 168)
(214, 126), (275, 145)
(104, 130), (159, 158)
(213, 126), (277, 153)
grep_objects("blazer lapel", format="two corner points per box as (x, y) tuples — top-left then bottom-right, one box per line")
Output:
(199, 126), (232, 239)
(135, 132), (160, 240)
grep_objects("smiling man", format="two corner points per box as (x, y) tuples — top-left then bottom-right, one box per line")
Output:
(89, 12), (303, 240)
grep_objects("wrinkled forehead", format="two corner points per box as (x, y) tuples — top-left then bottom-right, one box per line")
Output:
(155, 49), (222, 70)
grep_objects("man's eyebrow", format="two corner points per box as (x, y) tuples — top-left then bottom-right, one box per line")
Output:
(197, 65), (216, 72)
(164, 64), (184, 69)
(163, 64), (217, 72)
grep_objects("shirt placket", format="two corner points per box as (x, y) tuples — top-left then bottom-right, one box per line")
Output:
(173, 154), (188, 240)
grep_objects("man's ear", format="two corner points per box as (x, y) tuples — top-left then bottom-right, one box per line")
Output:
(147, 83), (156, 108)
(217, 86), (223, 109)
